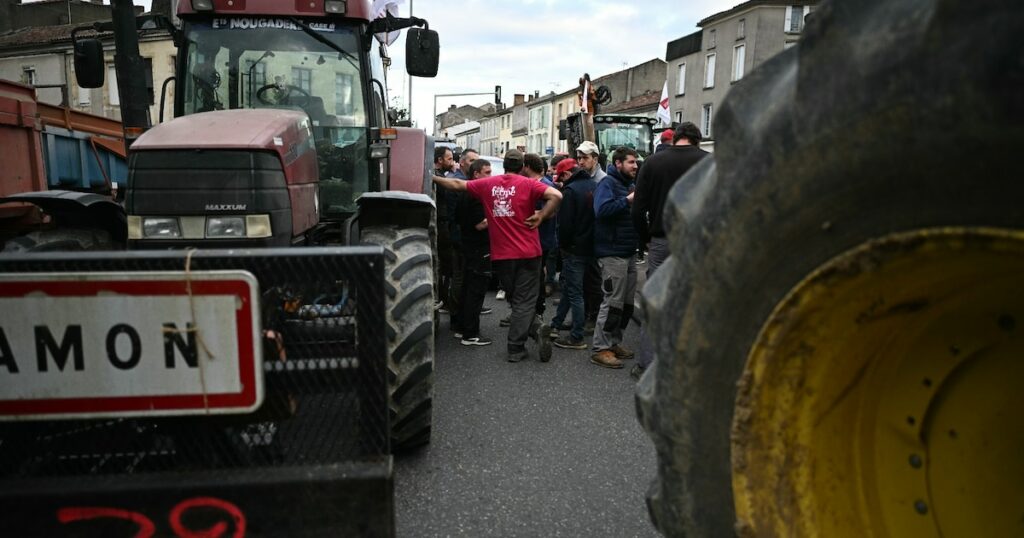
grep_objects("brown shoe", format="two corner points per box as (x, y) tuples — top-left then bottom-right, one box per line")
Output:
(609, 344), (635, 360)
(590, 350), (623, 369)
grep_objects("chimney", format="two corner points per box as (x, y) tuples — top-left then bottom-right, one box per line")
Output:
(514, 94), (525, 106)
(534, 90), (540, 99)
(449, 104), (457, 111)
(152, 0), (172, 16)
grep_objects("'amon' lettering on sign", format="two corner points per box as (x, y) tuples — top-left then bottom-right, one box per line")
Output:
(0, 323), (198, 374)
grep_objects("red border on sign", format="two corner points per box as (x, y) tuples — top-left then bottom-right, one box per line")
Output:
(0, 278), (258, 416)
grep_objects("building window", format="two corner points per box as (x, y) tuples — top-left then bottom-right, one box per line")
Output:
(737, 19), (746, 40)
(786, 5), (811, 33)
(334, 73), (353, 114)
(21, 67), (36, 86)
(107, 65), (119, 106)
(708, 29), (717, 49)
(245, 60), (267, 104)
(701, 104), (713, 138)
(291, 67), (312, 94)
(77, 86), (91, 106)
(144, 57), (155, 104)
(732, 44), (746, 82)
(676, 63), (686, 95)
(675, 111), (682, 123)
(704, 53), (716, 89)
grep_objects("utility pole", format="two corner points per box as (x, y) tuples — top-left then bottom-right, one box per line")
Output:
(110, 0), (153, 142)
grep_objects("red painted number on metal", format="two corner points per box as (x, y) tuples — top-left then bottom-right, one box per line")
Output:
(57, 497), (246, 538)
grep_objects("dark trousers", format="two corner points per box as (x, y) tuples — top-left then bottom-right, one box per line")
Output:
(494, 257), (542, 354)
(637, 238), (669, 368)
(535, 249), (552, 315)
(448, 247), (465, 330)
(583, 257), (601, 322)
(459, 246), (491, 338)
(544, 248), (559, 286)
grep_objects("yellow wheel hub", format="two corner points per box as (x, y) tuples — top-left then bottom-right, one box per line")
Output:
(732, 228), (1024, 537)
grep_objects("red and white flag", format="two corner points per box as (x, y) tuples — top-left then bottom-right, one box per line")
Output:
(657, 81), (671, 126)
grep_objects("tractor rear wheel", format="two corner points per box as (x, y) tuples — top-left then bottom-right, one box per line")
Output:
(636, 0), (1024, 536)
(361, 225), (434, 452)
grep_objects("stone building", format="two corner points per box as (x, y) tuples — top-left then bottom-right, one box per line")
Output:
(0, 0), (176, 123)
(0, 0), (119, 33)
(666, 0), (819, 139)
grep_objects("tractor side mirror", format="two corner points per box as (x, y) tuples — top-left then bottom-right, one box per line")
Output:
(406, 28), (439, 78)
(74, 37), (105, 88)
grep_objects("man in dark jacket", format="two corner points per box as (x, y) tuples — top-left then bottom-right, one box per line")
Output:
(630, 121), (709, 378)
(547, 158), (595, 349)
(523, 153), (558, 318)
(446, 148), (480, 335)
(456, 158), (493, 346)
(590, 147), (640, 369)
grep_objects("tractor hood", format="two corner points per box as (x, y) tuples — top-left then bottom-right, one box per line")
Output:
(133, 109), (315, 165)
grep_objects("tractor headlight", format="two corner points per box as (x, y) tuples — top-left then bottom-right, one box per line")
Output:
(206, 216), (246, 238)
(245, 215), (273, 238)
(142, 217), (181, 238)
(325, 0), (347, 14)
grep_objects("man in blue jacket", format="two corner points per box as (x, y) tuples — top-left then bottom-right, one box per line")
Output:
(590, 147), (640, 369)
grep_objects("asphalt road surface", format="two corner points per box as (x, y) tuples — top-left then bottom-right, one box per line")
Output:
(395, 282), (660, 537)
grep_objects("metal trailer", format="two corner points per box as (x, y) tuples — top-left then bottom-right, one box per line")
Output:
(0, 79), (127, 250)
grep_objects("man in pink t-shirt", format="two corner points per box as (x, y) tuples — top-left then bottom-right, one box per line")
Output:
(433, 149), (563, 362)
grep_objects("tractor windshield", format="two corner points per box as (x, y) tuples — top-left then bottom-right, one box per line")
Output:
(595, 122), (654, 162)
(182, 17), (371, 215)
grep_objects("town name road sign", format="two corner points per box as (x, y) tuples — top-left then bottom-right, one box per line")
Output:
(0, 271), (263, 420)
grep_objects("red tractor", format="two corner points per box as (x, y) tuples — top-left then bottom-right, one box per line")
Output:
(74, 0), (441, 452)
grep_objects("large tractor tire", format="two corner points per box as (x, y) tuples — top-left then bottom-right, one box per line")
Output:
(636, 1), (1023, 536)
(361, 225), (434, 452)
(3, 227), (115, 252)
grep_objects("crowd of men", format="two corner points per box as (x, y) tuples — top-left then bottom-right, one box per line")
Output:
(432, 122), (708, 378)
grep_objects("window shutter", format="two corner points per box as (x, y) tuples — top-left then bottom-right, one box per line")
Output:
(107, 65), (119, 106)
(785, 6), (793, 32)
(704, 53), (716, 88)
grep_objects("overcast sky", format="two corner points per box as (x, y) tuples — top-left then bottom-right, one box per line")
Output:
(126, 0), (739, 129)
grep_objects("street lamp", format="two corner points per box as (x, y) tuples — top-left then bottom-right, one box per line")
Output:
(432, 88), (503, 137)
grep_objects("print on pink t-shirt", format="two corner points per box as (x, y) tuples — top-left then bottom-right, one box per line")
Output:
(466, 174), (550, 261)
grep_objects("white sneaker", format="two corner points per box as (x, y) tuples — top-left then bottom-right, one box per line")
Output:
(495, 290), (506, 301)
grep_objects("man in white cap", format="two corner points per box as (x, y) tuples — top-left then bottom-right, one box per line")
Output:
(575, 140), (605, 332)
(575, 141), (606, 183)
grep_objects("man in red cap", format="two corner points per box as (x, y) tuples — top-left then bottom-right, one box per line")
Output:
(655, 128), (674, 153)
(545, 158), (597, 349)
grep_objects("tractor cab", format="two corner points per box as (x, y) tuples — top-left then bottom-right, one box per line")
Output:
(592, 115), (658, 163)
(178, 16), (388, 216)
(72, 2), (438, 248)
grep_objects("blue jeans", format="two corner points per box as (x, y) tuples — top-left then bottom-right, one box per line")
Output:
(550, 252), (586, 341)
